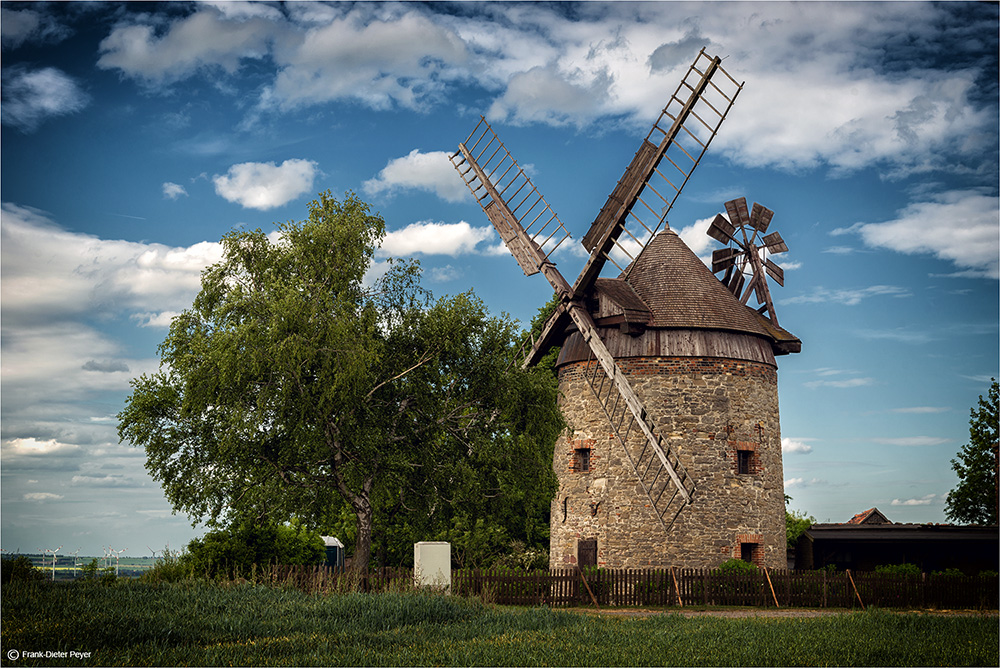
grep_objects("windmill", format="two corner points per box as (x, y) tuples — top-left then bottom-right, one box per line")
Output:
(708, 198), (789, 325)
(452, 49), (801, 569)
(452, 49), (742, 532)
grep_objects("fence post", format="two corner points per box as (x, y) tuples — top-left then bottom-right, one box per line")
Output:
(764, 567), (779, 608)
(577, 566), (600, 610)
(671, 567), (683, 607)
(847, 569), (865, 611)
(922, 571), (927, 609)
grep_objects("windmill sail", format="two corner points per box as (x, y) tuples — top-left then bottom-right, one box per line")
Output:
(451, 117), (572, 291)
(575, 48), (743, 295)
(567, 306), (695, 530)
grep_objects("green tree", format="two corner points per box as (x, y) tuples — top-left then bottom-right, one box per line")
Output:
(118, 192), (563, 574)
(181, 522), (325, 579)
(945, 379), (999, 524)
(784, 495), (815, 552)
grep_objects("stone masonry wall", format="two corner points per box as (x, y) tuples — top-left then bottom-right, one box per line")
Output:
(549, 355), (786, 570)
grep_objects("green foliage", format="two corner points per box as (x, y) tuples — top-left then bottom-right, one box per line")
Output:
(139, 547), (194, 583)
(786, 507), (816, 550)
(78, 558), (118, 585)
(180, 522), (325, 579)
(523, 291), (562, 374)
(118, 192), (564, 574)
(874, 563), (922, 576)
(3, 581), (996, 666)
(1, 555), (45, 584)
(717, 558), (759, 574)
(493, 540), (549, 571)
(931, 568), (965, 577)
(945, 378), (998, 524)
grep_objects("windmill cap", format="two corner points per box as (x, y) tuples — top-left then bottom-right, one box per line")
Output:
(619, 230), (800, 351)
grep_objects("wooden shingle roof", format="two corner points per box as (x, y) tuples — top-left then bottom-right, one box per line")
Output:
(611, 229), (800, 352)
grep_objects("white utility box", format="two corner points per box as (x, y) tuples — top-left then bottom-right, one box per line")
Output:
(413, 541), (451, 592)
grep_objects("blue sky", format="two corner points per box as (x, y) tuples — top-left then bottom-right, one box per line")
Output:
(1, 1), (997, 557)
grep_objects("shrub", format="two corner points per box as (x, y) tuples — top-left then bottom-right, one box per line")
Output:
(140, 546), (194, 583)
(875, 563), (921, 576)
(181, 522), (326, 579)
(79, 558), (117, 585)
(494, 540), (549, 571)
(1, 555), (45, 584)
(717, 558), (758, 574)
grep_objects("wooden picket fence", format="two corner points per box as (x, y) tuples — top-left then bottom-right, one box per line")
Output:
(267, 564), (998, 610)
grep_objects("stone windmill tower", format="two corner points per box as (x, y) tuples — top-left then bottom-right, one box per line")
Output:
(450, 50), (800, 570)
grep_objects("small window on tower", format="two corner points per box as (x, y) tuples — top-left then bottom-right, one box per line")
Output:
(740, 542), (759, 564)
(574, 447), (591, 472)
(737, 449), (752, 475)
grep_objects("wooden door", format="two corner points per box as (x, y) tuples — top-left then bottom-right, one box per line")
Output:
(578, 539), (597, 567)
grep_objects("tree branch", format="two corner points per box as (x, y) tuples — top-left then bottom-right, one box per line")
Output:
(365, 350), (436, 401)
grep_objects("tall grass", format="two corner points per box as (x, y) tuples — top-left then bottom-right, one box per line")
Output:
(2, 579), (996, 666)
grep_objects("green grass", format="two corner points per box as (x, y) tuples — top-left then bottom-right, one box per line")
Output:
(2, 579), (996, 666)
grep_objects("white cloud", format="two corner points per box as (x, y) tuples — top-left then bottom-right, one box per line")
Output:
(781, 438), (813, 455)
(676, 217), (715, 261)
(363, 150), (468, 203)
(1, 203), (222, 324)
(430, 265), (462, 282)
(0, 203), (222, 449)
(873, 437), (951, 447)
(379, 221), (495, 257)
(891, 494), (938, 507)
(4, 438), (82, 458)
(854, 328), (933, 345)
(96, 7), (274, 85)
(87, 3), (997, 183)
(130, 311), (180, 329)
(203, 1), (285, 21)
(784, 477), (826, 488)
(804, 377), (876, 389)
(162, 182), (188, 200)
(23, 492), (64, 502)
(71, 474), (139, 488)
(1, 66), (90, 132)
(212, 159), (318, 210)
(891, 406), (950, 415)
(783, 285), (911, 307)
(1, 7), (71, 48)
(488, 64), (612, 127)
(267, 9), (467, 111)
(832, 190), (999, 279)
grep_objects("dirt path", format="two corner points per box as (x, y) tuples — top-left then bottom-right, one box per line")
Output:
(568, 607), (997, 619)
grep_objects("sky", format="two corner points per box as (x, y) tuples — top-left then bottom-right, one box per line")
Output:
(1, 1), (997, 558)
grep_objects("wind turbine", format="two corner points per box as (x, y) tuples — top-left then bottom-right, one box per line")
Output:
(40, 545), (62, 581)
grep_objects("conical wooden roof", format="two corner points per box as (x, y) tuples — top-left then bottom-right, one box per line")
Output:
(614, 228), (800, 352)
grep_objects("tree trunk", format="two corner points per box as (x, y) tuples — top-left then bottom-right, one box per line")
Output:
(349, 495), (373, 577)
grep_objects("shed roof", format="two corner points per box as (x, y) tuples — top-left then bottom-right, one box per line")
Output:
(847, 508), (892, 525)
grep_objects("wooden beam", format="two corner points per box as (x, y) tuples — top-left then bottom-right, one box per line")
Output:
(565, 303), (691, 503)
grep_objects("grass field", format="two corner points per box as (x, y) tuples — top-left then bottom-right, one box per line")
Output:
(2, 579), (997, 666)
